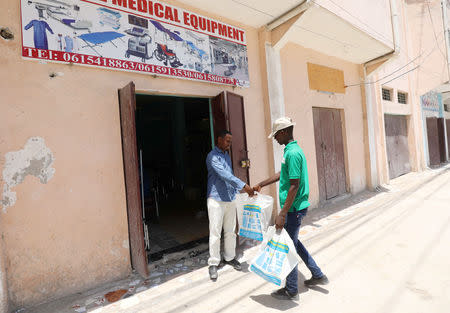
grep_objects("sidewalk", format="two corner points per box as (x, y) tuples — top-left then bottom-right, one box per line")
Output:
(22, 165), (450, 313)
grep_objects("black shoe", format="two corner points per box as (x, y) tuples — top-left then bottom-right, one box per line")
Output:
(304, 274), (329, 286)
(271, 288), (299, 300)
(223, 259), (242, 271)
(209, 266), (218, 281)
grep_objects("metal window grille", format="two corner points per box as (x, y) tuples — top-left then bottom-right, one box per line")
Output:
(382, 88), (391, 101)
(445, 104), (450, 112)
(397, 92), (407, 104)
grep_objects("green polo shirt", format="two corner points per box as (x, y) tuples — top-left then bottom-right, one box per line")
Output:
(279, 141), (310, 212)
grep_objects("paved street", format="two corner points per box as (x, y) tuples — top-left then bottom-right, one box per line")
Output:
(30, 166), (450, 313)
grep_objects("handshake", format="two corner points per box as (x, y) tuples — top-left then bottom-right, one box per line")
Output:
(241, 184), (263, 196)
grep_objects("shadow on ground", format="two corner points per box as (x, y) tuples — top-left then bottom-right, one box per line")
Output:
(250, 294), (299, 311)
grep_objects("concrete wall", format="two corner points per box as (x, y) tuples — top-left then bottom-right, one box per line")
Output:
(280, 42), (366, 207)
(315, 0), (394, 48)
(2, 0), (446, 309)
(370, 0), (449, 182)
(377, 0), (448, 98)
(0, 0), (269, 309)
(405, 0), (449, 96)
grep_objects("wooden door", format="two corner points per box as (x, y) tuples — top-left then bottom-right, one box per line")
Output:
(211, 91), (250, 184)
(313, 108), (346, 201)
(384, 115), (411, 179)
(211, 92), (227, 142)
(446, 119), (450, 158)
(437, 118), (446, 163)
(118, 82), (149, 278)
(426, 117), (440, 166)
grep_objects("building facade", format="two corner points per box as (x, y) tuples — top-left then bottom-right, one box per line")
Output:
(0, 0), (448, 311)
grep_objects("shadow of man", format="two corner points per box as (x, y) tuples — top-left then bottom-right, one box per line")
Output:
(250, 294), (299, 311)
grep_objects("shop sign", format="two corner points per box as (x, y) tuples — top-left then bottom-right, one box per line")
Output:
(421, 91), (442, 115)
(20, 0), (250, 87)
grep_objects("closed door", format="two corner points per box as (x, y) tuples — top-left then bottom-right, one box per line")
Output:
(426, 117), (440, 166)
(437, 118), (446, 163)
(313, 108), (346, 201)
(446, 119), (450, 158)
(384, 115), (411, 179)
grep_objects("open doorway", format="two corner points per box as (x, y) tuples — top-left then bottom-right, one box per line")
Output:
(119, 83), (249, 275)
(135, 95), (213, 260)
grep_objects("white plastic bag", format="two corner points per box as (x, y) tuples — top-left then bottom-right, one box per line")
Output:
(250, 226), (301, 286)
(235, 193), (274, 241)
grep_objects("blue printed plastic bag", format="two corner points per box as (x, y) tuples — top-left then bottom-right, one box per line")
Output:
(236, 193), (273, 241)
(250, 226), (300, 286)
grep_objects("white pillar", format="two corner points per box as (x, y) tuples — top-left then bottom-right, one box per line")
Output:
(265, 43), (285, 173)
(364, 71), (379, 188)
(264, 43), (287, 211)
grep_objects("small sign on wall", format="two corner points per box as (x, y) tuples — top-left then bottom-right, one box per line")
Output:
(307, 63), (345, 94)
(421, 91), (442, 116)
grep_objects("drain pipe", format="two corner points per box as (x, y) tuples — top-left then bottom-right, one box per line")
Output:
(363, 0), (400, 189)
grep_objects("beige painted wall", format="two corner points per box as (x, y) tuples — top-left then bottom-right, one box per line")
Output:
(280, 42), (366, 207)
(406, 0), (449, 96)
(315, 0), (394, 48)
(378, 0), (448, 102)
(370, 0), (448, 182)
(0, 0), (269, 309)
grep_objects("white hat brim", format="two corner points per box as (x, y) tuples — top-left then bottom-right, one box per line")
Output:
(267, 122), (296, 139)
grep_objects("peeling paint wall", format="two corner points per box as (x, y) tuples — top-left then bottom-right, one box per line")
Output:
(2, 137), (55, 211)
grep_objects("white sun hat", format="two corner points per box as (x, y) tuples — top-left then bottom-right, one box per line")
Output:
(268, 117), (296, 139)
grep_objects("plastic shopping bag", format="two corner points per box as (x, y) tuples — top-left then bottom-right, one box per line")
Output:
(250, 226), (301, 286)
(236, 193), (274, 241)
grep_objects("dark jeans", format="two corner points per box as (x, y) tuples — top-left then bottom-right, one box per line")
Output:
(285, 209), (323, 294)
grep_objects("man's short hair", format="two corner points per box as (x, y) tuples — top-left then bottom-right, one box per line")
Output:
(217, 130), (232, 139)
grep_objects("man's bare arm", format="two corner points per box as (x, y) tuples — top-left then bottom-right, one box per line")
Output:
(275, 178), (299, 229)
(253, 172), (280, 191)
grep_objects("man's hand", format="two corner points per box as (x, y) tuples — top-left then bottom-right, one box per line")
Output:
(275, 213), (286, 230)
(242, 184), (255, 196)
(252, 184), (261, 193)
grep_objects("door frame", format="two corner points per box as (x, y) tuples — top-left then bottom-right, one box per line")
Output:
(120, 88), (234, 272)
(383, 114), (412, 179)
(118, 82), (149, 278)
(312, 107), (349, 202)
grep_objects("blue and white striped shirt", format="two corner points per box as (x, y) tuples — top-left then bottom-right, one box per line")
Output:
(206, 146), (245, 202)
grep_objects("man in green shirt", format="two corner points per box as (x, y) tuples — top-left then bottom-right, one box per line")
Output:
(254, 117), (328, 301)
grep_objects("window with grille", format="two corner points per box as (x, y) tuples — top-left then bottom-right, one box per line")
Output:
(397, 92), (408, 104)
(445, 104), (450, 112)
(382, 88), (392, 101)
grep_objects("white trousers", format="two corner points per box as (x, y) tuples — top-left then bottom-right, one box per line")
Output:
(207, 198), (237, 266)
